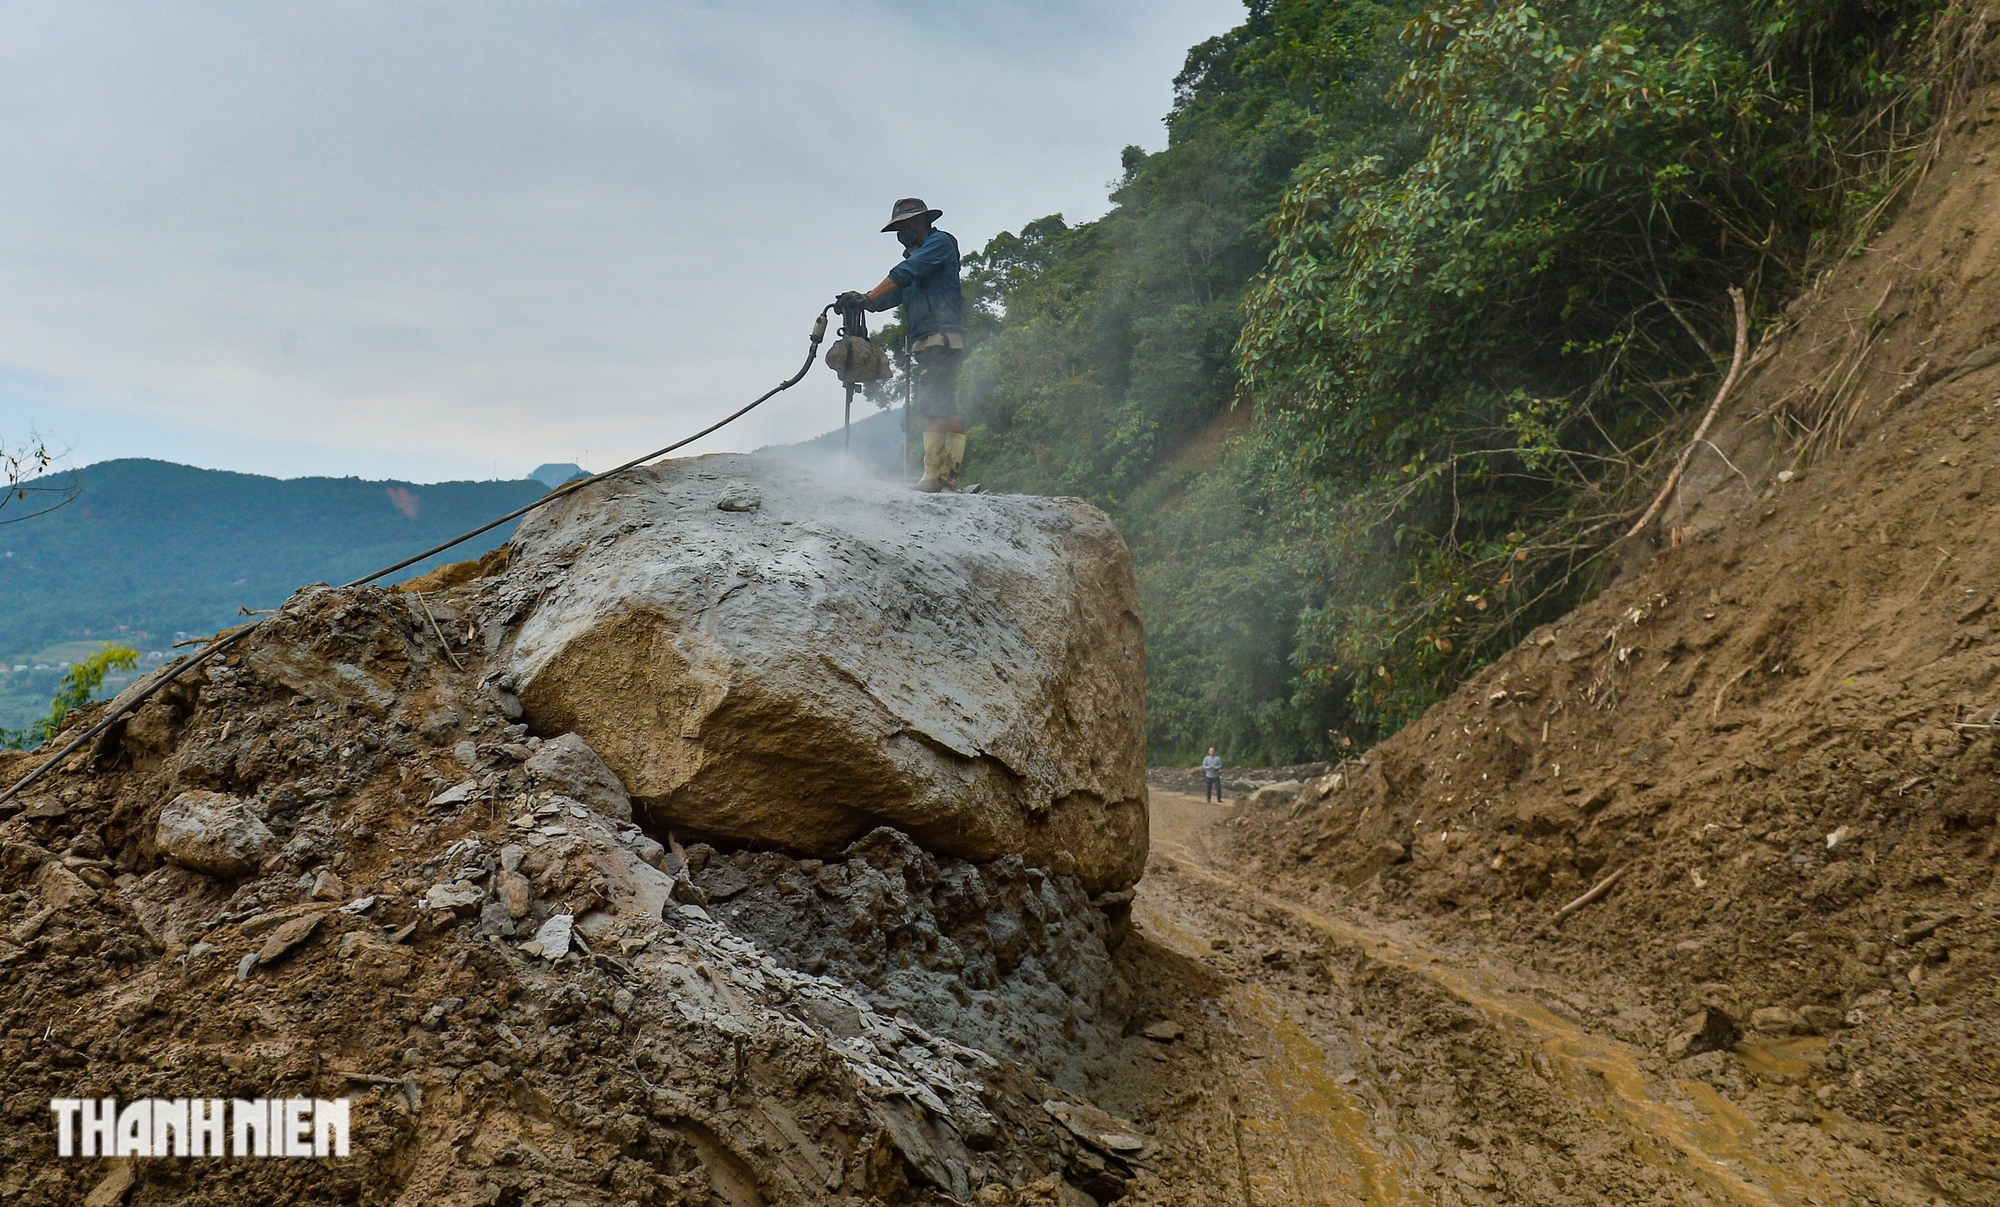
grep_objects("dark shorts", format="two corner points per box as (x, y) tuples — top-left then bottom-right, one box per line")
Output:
(914, 344), (963, 420)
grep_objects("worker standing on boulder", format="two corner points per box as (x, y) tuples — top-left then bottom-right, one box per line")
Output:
(840, 198), (966, 492)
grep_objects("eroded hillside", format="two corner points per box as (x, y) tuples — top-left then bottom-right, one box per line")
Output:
(1230, 53), (2000, 1201)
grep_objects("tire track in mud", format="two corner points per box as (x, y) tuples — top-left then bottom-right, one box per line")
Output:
(1134, 789), (1930, 1207)
(1135, 896), (1421, 1207)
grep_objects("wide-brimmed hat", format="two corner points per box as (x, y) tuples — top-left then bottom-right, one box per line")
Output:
(882, 197), (942, 232)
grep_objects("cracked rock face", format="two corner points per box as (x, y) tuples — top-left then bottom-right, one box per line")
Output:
(501, 454), (1149, 891)
(695, 827), (1131, 1094)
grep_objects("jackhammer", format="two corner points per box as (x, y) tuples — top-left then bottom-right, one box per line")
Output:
(823, 294), (894, 453)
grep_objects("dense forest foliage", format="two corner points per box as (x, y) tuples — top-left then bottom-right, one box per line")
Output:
(953, 0), (1968, 763)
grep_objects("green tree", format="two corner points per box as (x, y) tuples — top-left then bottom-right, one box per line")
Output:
(957, 0), (1423, 762)
(1, 644), (140, 750)
(877, 0), (1955, 762)
(1238, 0), (1953, 732)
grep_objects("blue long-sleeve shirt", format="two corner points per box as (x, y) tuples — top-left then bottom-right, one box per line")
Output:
(867, 229), (963, 341)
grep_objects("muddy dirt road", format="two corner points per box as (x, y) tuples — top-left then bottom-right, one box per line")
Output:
(1109, 789), (1940, 1207)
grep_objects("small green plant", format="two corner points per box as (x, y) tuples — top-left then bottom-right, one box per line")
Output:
(0, 644), (139, 749)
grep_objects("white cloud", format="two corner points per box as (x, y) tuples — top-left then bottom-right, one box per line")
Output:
(0, 0), (1243, 481)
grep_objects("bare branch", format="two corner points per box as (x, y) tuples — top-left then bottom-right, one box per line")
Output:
(0, 432), (78, 525)
(1623, 287), (1750, 542)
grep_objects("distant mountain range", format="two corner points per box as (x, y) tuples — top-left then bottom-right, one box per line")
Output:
(0, 430), (910, 661)
(2, 428), (914, 651)
(0, 459), (549, 662)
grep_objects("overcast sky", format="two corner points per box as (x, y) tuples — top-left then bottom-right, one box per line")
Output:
(0, 1), (1247, 484)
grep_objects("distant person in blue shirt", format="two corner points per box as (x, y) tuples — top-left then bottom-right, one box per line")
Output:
(1202, 748), (1223, 802)
(840, 198), (967, 492)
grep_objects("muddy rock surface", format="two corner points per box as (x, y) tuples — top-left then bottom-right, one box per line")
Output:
(153, 790), (274, 878)
(497, 454), (1148, 893)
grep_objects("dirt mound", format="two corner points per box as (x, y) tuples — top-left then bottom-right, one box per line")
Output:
(0, 576), (1152, 1204)
(1233, 64), (2000, 1201)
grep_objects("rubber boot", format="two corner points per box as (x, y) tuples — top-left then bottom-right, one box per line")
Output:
(942, 433), (966, 491)
(914, 431), (946, 492)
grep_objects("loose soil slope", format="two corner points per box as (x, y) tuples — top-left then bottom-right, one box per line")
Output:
(1233, 52), (2000, 1201)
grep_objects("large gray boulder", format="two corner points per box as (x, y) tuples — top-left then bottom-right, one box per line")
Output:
(499, 454), (1148, 891)
(156, 791), (274, 878)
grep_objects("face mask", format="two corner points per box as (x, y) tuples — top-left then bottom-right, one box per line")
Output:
(897, 226), (924, 249)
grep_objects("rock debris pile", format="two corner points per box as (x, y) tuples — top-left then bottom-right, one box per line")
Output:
(0, 457), (1154, 1206)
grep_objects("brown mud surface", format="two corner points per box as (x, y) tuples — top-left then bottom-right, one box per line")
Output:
(1109, 790), (1956, 1206)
